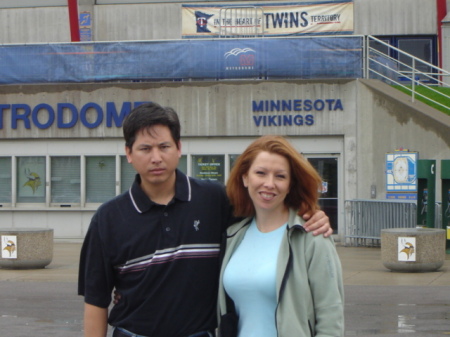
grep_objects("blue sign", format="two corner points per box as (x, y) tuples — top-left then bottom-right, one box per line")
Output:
(79, 12), (91, 27)
(386, 152), (418, 199)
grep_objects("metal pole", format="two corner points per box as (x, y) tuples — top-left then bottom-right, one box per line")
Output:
(68, 0), (80, 42)
(412, 58), (416, 103)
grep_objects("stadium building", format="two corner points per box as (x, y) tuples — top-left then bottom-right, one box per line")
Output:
(0, 0), (449, 241)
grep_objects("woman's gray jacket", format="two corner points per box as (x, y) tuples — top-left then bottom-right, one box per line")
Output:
(217, 208), (344, 337)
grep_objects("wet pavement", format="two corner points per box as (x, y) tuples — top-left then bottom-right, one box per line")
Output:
(0, 242), (449, 337)
(340, 245), (450, 337)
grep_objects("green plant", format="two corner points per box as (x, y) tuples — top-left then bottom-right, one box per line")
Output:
(393, 85), (450, 116)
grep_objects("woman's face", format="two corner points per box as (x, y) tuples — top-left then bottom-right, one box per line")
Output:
(242, 151), (291, 215)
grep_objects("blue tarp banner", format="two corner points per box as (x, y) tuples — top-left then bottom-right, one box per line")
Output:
(0, 37), (362, 84)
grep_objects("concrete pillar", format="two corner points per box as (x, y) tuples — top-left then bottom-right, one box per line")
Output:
(381, 228), (446, 272)
(0, 228), (54, 269)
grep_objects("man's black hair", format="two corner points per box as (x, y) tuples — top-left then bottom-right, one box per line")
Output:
(123, 102), (181, 149)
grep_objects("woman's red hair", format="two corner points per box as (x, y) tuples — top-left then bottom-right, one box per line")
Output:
(226, 135), (322, 218)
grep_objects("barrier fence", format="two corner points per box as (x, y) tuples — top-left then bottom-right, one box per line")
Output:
(219, 6), (265, 38)
(344, 199), (443, 247)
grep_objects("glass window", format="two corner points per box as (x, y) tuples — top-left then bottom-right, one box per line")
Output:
(178, 155), (188, 175)
(120, 156), (136, 193)
(191, 155), (225, 184)
(369, 38), (390, 56)
(0, 157), (12, 203)
(51, 156), (81, 204)
(86, 156), (116, 203)
(17, 156), (46, 203)
(229, 154), (240, 171)
(308, 157), (338, 233)
(398, 38), (433, 78)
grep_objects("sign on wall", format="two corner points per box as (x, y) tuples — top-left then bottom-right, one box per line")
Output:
(191, 155), (225, 183)
(182, 1), (354, 38)
(17, 157), (45, 198)
(1, 235), (17, 259)
(398, 237), (416, 261)
(79, 12), (92, 42)
(386, 151), (418, 200)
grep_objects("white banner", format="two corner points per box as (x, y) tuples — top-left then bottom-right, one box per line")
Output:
(182, 1), (354, 38)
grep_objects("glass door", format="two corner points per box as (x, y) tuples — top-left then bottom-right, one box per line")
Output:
(308, 157), (338, 233)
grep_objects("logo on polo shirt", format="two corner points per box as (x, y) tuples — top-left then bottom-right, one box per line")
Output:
(193, 220), (200, 231)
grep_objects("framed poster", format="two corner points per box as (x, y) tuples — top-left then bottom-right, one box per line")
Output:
(17, 156), (45, 198)
(192, 155), (225, 184)
(386, 152), (418, 199)
(398, 237), (416, 262)
(1, 235), (17, 259)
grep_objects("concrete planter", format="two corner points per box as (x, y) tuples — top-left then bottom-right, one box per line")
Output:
(0, 228), (53, 269)
(381, 228), (446, 272)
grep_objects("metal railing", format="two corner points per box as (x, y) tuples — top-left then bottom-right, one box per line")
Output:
(1, 33), (449, 97)
(344, 199), (443, 247)
(219, 6), (265, 38)
(365, 35), (450, 114)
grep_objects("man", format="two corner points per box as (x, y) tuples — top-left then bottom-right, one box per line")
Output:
(78, 102), (332, 337)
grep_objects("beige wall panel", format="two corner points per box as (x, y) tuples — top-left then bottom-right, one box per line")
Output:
(94, 4), (181, 41)
(1, 79), (449, 238)
(94, 0), (438, 40)
(357, 79), (450, 200)
(354, 0), (436, 35)
(443, 19), (450, 84)
(0, 211), (95, 239)
(0, 0), (65, 8)
(0, 80), (355, 139)
(0, 7), (70, 43)
(0, 1), (440, 43)
(46, 211), (94, 238)
(154, 80), (354, 136)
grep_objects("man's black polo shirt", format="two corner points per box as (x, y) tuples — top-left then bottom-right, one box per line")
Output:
(78, 170), (232, 337)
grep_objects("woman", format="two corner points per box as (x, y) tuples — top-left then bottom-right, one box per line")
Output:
(218, 135), (344, 337)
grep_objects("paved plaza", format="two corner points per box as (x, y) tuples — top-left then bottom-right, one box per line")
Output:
(0, 242), (450, 337)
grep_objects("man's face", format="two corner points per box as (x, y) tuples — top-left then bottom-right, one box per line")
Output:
(125, 124), (181, 193)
